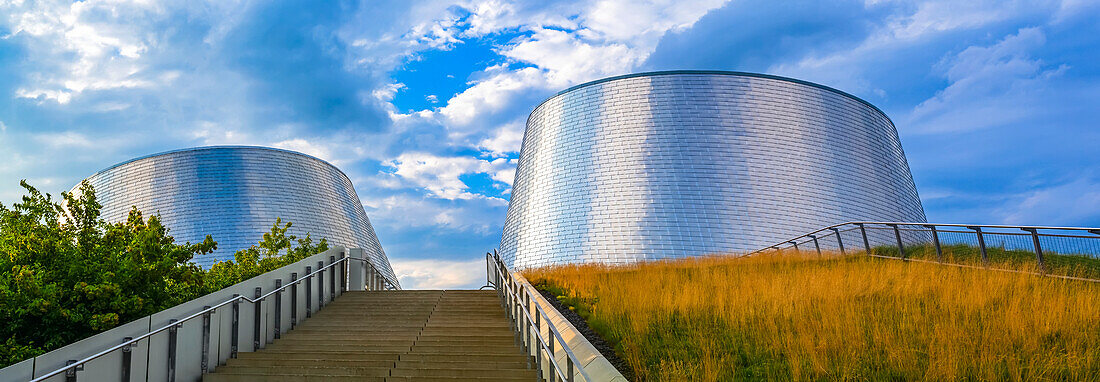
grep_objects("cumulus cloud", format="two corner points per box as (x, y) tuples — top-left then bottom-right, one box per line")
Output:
(905, 28), (1067, 134)
(997, 175), (1100, 226)
(391, 257), (488, 290)
(384, 152), (513, 200)
(478, 120), (525, 156)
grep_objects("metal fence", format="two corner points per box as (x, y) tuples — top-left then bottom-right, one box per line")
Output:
(486, 250), (594, 382)
(746, 222), (1100, 282)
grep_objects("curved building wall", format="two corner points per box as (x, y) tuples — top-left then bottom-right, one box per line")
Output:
(72, 146), (398, 286)
(500, 71), (926, 269)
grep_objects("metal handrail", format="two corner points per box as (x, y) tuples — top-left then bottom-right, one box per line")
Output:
(29, 252), (396, 382)
(746, 221), (1100, 257)
(487, 251), (593, 382)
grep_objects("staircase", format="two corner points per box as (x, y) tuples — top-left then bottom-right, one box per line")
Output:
(204, 290), (536, 381)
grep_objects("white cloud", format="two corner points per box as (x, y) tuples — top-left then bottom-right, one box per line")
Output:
(361, 193), (504, 234)
(437, 65), (549, 127)
(997, 175), (1100, 226)
(384, 152), (513, 200)
(478, 120), (525, 156)
(3, 0), (169, 104)
(396, 0), (730, 139)
(390, 257), (488, 290)
(906, 28), (1067, 134)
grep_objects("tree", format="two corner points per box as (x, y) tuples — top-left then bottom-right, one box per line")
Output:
(203, 218), (328, 294)
(0, 181), (329, 368)
(0, 181), (216, 367)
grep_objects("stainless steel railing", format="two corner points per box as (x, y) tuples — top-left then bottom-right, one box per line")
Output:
(745, 221), (1100, 282)
(29, 250), (395, 382)
(487, 250), (593, 382)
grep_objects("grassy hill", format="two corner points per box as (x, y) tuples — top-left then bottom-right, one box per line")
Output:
(525, 253), (1100, 381)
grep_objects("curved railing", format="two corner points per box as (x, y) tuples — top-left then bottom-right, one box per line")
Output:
(486, 250), (594, 382)
(745, 221), (1100, 282)
(16, 247), (396, 382)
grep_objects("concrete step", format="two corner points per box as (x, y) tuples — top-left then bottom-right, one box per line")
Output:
(225, 358), (396, 368)
(397, 353), (530, 364)
(208, 290), (529, 380)
(213, 366), (391, 377)
(390, 367), (536, 378)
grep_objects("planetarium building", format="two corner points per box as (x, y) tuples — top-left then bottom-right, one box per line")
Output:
(499, 71), (927, 269)
(72, 146), (399, 286)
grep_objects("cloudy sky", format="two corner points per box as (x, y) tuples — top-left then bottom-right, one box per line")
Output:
(1, 0), (1098, 289)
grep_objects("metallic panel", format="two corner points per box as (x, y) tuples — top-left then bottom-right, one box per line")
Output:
(71, 146), (399, 286)
(500, 71), (927, 269)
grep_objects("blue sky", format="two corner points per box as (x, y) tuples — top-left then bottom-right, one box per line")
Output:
(1, 0), (1098, 289)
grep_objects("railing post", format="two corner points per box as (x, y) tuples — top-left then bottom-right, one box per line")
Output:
(926, 225), (943, 262)
(535, 309), (543, 380)
(329, 256), (337, 300)
(857, 223), (871, 255)
(1024, 228), (1046, 273)
(567, 356), (575, 382)
(548, 335), (556, 382)
(830, 228), (845, 255)
(253, 287), (262, 350)
(317, 261), (325, 308)
(789, 241), (799, 253)
(167, 319), (179, 382)
(305, 266), (312, 318)
(274, 279), (282, 340)
(889, 224), (906, 259)
(969, 226), (988, 266)
(231, 294), (240, 358)
(809, 234), (821, 256)
(339, 253), (347, 293)
(120, 337), (132, 382)
(64, 360), (78, 382)
(290, 273), (298, 329)
(201, 306), (211, 374)
(524, 288), (532, 369)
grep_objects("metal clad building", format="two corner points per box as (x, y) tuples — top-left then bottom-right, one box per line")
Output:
(500, 71), (927, 269)
(72, 146), (399, 285)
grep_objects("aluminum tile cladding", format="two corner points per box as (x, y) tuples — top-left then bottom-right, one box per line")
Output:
(499, 71), (928, 269)
(71, 146), (399, 286)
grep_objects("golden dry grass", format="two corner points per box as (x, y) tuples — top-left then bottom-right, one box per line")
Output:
(524, 253), (1100, 381)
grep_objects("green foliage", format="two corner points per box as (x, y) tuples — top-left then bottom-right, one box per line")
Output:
(0, 181), (215, 367)
(0, 181), (328, 368)
(203, 218), (328, 294)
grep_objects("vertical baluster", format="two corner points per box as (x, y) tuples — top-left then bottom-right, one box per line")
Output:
(305, 266), (312, 318)
(329, 256), (336, 300)
(890, 224), (906, 259)
(1024, 228), (1046, 273)
(274, 280), (282, 340)
(970, 226), (988, 266)
(317, 261), (325, 308)
(201, 306), (211, 374)
(253, 288), (262, 350)
(810, 234), (821, 256)
(926, 225), (943, 262)
(120, 337), (132, 382)
(167, 319), (178, 382)
(290, 273), (298, 329)
(858, 223), (871, 256)
(231, 294), (240, 358)
(831, 227), (845, 255)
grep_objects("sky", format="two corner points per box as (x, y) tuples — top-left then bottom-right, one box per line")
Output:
(1, 0), (1098, 289)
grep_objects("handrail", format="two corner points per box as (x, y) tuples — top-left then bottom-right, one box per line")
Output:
(745, 221), (1100, 257)
(29, 250), (397, 382)
(487, 250), (594, 382)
